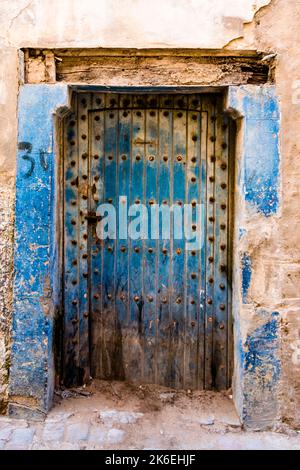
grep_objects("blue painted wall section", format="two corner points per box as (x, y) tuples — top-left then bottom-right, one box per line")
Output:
(10, 85), (68, 415)
(228, 86), (280, 216)
(242, 311), (280, 429)
(242, 253), (252, 303)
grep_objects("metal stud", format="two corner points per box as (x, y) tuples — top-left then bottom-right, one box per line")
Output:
(209, 236), (214, 242)
(207, 298), (213, 305)
(208, 256), (214, 263)
(191, 176), (196, 183)
(177, 112), (183, 118)
(220, 304), (226, 311)
(95, 135), (101, 141)
(192, 224), (197, 231)
(150, 111), (156, 117)
(148, 248), (154, 254)
(108, 246), (113, 252)
(192, 201), (197, 207)
(220, 283), (225, 290)
(136, 155), (141, 161)
(191, 157), (197, 163)
(71, 240), (77, 246)
(191, 273), (197, 279)
(163, 155), (168, 161)
(191, 250), (196, 256)
(190, 299), (196, 305)
(94, 294), (99, 300)
(192, 135), (198, 142)
(72, 299), (78, 306)
(192, 114), (197, 121)
(121, 246), (126, 253)
(210, 156), (216, 163)
(219, 323), (225, 329)
(176, 297), (182, 304)
(221, 203), (227, 210)
(209, 216), (215, 222)
(221, 182), (227, 189)
(162, 297), (168, 304)
(120, 294), (126, 301)
(222, 142), (227, 149)
(83, 312), (89, 318)
(121, 154), (127, 161)
(162, 248), (168, 255)
(71, 318), (78, 324)
(82, 153), (88, 160)
(209, 197), (215, 203)
(163, 111), (169, 117)
(148, 296), (153, 302)
(107, 294), (112, 300)
(176, 248), (181, 255)
(134, 295), (140, 302)
(210, 136), (216, 142)
(149, 155), (155, 161)
(83, 272), (88, 279)
(209, 277), (214, 284)
(209, 176), (215, 182)
(149, 199), (155, 205)
(220, 223), (226, 230)
(220, 264), (227, 272)
(94, 154), (99, 160)
(177, 155), (183, 162)
(134, 247), (140, 253)
(220, 244), (226, 251)
(221, 162), (227, 170)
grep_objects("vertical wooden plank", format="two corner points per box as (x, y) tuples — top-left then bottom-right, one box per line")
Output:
(213, 101), (230, 389)
(198, 102), (208, 390)
(115, 94), (132, 380)
(143, 96), (158, 383)
(63, 103), (80, 386)
(89, 93), (105, 378)
(128, 95), (146, 382)
(171, 95), (187, 388)
(100, 94), (118, 379)
(202, 95), (216, 389)
(156, 95), (173, 386)
(77, 92), (91, 384)
(185, 95), (202, 389)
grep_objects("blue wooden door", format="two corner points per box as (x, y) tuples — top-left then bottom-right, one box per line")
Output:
(63, 92), (233, 390)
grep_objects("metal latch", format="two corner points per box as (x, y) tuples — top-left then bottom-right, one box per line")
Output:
(84, 211), (101, 224)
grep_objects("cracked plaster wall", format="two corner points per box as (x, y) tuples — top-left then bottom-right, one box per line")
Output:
(0, 0), (299, 429)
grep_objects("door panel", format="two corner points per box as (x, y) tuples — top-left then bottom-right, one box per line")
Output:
(63, 92), (232, 390)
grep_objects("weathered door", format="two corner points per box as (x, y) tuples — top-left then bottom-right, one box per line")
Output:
(63, 92), (233, 390)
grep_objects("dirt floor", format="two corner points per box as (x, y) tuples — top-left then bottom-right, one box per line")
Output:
(1, 380), (300, 450)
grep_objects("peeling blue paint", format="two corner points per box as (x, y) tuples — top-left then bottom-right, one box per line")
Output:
(242, 253), (252, 303)
(244, 312), (280, 386)
(10, 85), (68, 411)
(242, 311), (281, 429)
(228, 86), (280, 216)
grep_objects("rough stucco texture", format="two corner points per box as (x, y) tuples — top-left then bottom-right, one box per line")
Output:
(0, 0), (300, 430)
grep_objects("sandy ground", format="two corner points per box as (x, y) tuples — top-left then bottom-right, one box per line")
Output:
(0, 380), (300, 450)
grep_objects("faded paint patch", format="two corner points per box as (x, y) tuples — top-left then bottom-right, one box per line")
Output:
(242, 253), (252, 303)
(227, 86), (280, 216)
(9, 85), (68, 412)
(243, 311), (281, 429)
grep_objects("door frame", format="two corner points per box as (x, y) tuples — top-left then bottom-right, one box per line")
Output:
(9, 84), (281, 431)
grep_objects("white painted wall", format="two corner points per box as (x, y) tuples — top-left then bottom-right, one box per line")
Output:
(0, 0), (270, 48)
